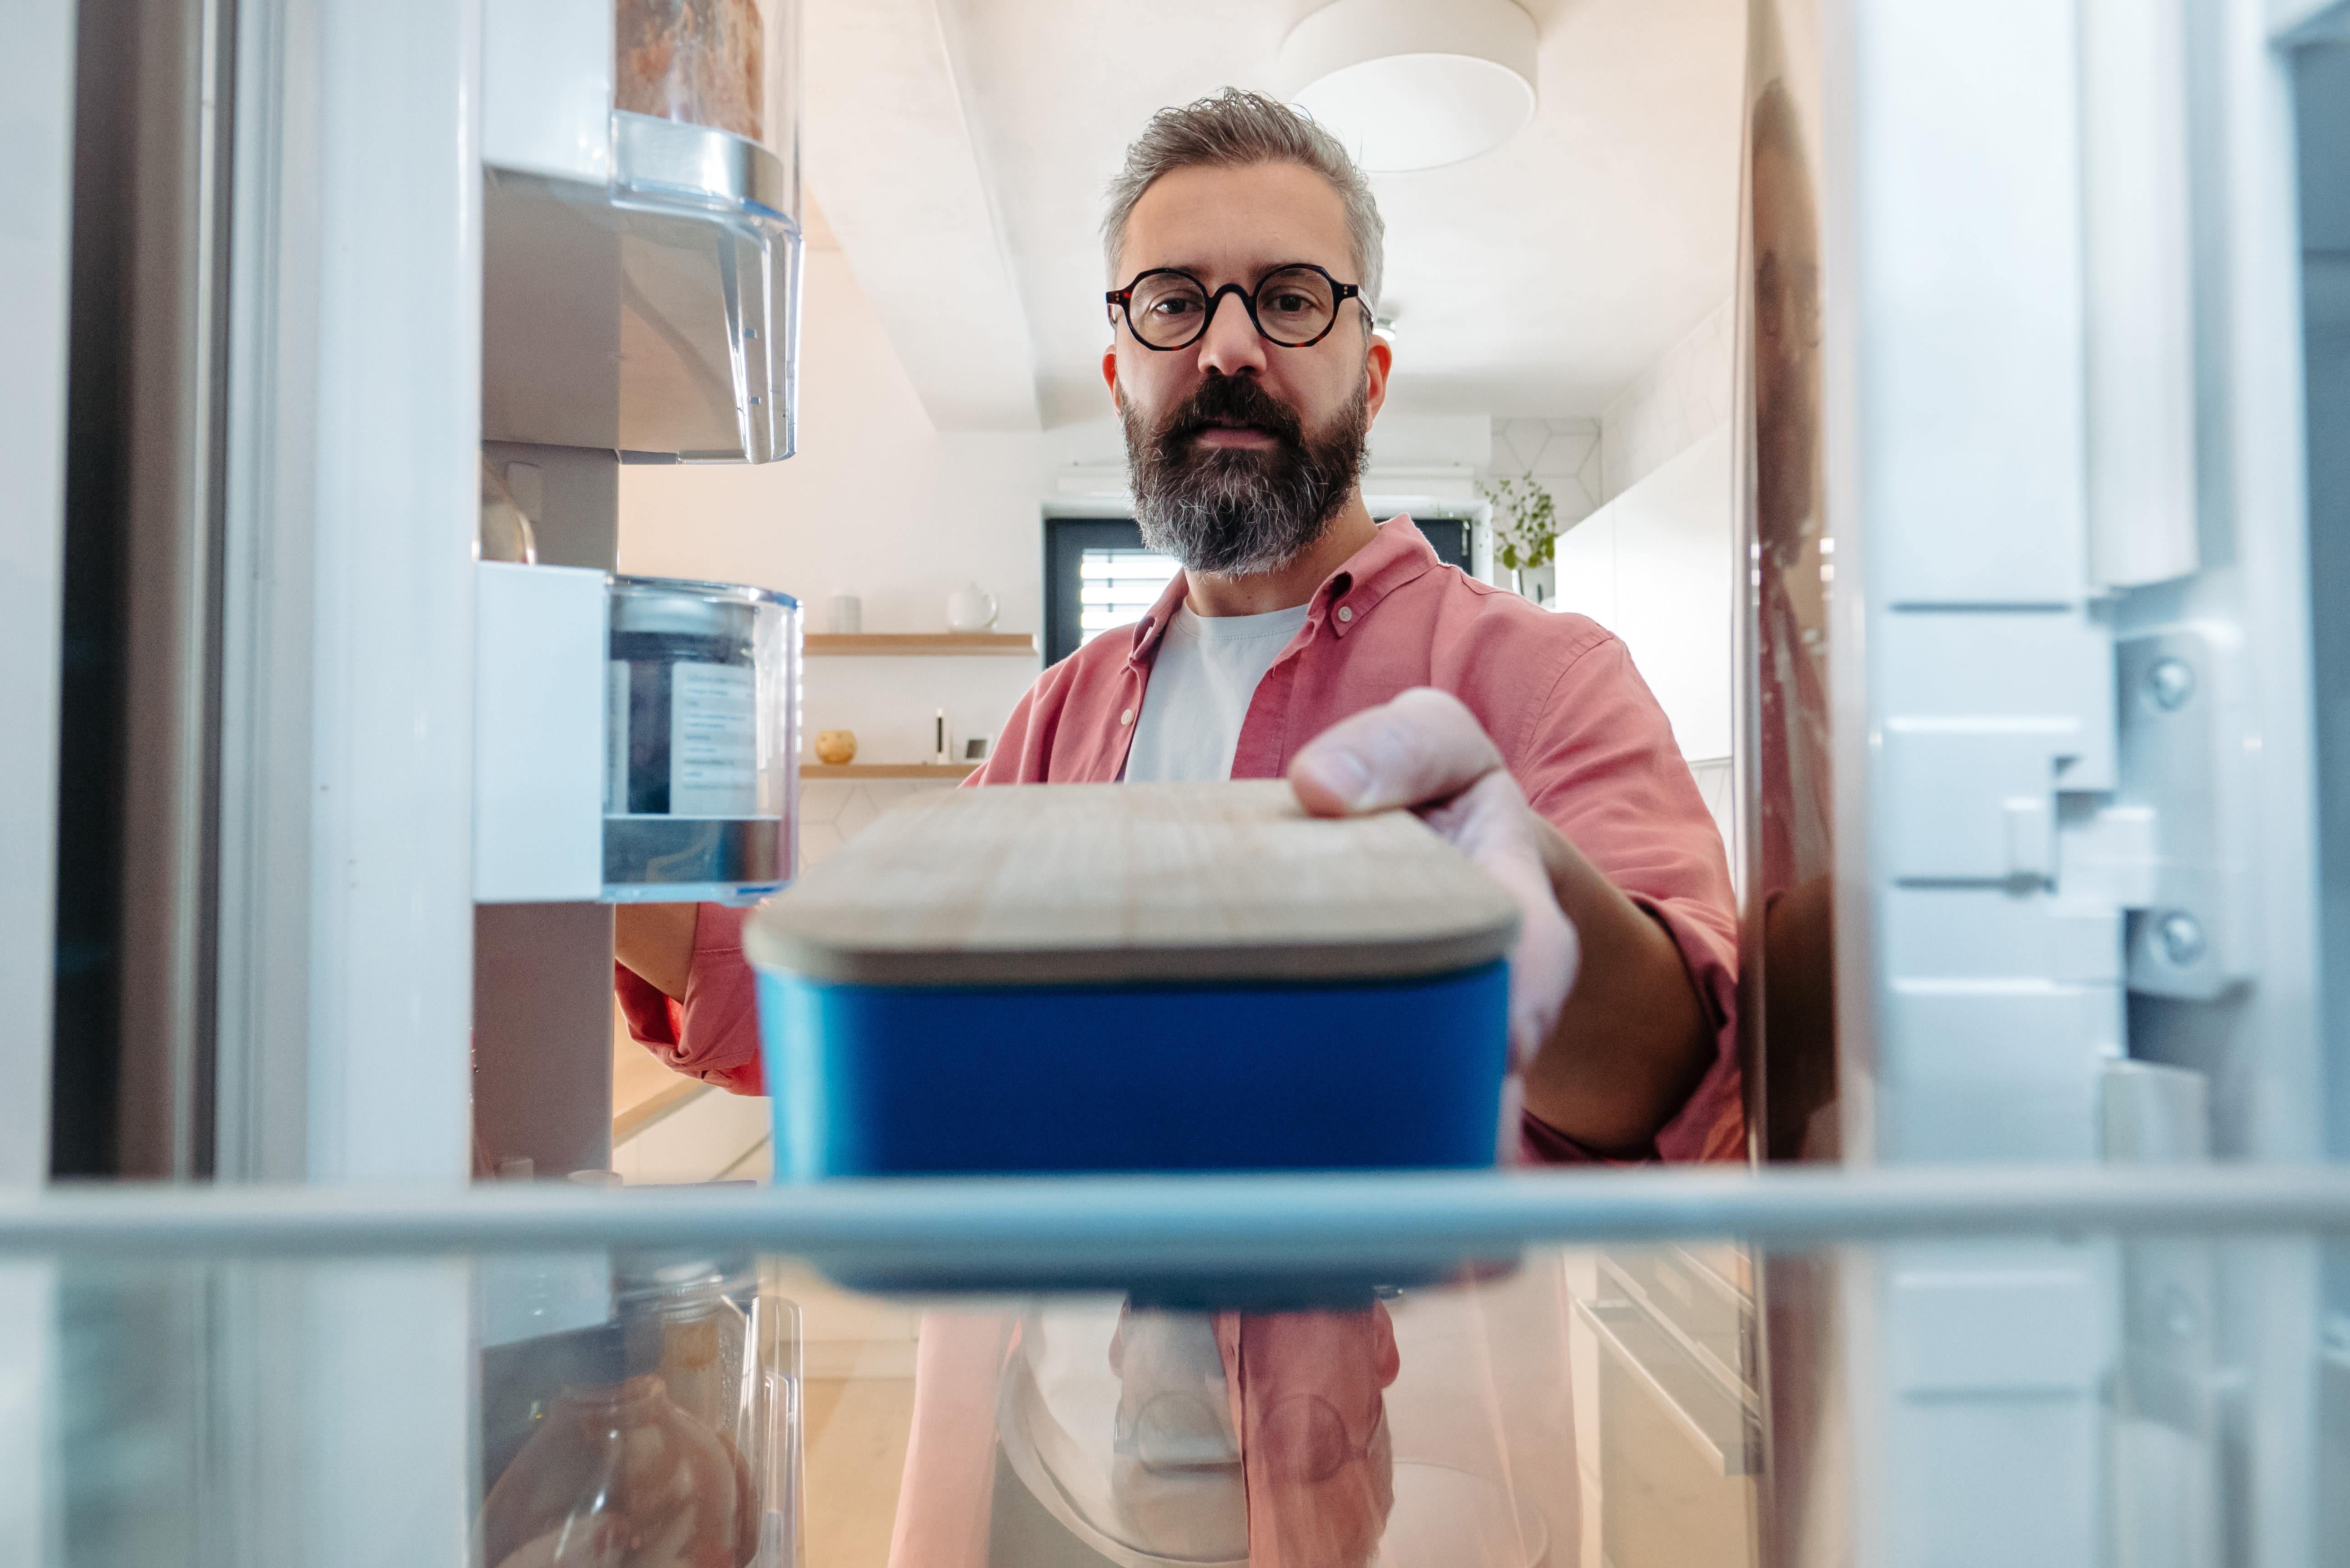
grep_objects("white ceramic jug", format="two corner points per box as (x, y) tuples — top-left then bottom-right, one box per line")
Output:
(946, 582), (999, 633)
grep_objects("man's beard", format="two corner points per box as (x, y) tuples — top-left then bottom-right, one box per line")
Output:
(1123, 372), (1370, 578)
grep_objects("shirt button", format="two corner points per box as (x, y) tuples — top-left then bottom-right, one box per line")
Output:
(1336, 605), (1354, 623)
(1120, 708), (1134, 725)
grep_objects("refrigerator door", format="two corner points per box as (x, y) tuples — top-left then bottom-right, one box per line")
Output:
(1741, 2), (2338, 1566)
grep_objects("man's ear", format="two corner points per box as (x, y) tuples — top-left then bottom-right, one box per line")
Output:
(1362, 332), (1394, 424)
(1102, 344), (1120, 406)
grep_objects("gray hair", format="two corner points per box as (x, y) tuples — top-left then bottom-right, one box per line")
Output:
(1103, 88), (1385, 316)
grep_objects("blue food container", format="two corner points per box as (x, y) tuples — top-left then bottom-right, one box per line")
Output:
(746, 780), (1518, 1179)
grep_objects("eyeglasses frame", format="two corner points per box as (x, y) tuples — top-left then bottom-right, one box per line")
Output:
(1106, 262), (1368, 352)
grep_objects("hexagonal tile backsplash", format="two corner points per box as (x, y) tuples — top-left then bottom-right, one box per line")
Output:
(798, 779), (961, 870)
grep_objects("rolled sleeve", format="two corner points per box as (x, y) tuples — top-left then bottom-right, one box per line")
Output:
(1515, 635), (1744, 1165)
(613, 904), (768, 1096)
(1627, 892), (1743, 1162)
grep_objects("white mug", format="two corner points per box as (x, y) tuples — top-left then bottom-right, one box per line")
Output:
(946, 582), (999, 633)
(826, 590), (862, 635)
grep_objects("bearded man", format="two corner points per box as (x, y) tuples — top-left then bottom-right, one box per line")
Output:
(614, 89), (1737, 1568)
(974, 93), (1736, 1166)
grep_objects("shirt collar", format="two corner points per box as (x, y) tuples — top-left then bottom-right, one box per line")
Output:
(1128, 570), (1190, 666)
(1126, 515), (1441, 666)
(1314, 514), (1442, 639)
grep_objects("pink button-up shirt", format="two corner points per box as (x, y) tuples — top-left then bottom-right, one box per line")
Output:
(618, 515), (1742, 1163)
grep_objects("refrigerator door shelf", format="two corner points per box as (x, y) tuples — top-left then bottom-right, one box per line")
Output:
(475, 562), (609, 904)
(613, 109), (793, 220)
(485, 112), (802, 464)
(603, 574), (803, 904)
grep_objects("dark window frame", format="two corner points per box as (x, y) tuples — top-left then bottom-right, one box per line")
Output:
(1042, 517), (1147, 667)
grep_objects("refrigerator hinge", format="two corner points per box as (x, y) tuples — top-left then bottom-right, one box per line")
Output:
(2057, 624), (2256, 1000)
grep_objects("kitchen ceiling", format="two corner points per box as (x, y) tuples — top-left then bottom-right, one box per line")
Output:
(804, 0), (1745, 430)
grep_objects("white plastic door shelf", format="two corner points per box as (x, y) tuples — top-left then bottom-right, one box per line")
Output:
(473, 562), (608, 903)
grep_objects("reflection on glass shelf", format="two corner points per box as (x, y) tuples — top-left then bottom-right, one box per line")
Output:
(19, 1201), (2344, 1568)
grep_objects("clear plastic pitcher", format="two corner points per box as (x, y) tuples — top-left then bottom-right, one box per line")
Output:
(479, 1253), (802, 1568)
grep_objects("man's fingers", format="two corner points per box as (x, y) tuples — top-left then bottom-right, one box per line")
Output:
(1289, 688), (1506, 817)
(1289, 691), (1576, 1161)
(1442, 774), (1578, 1074)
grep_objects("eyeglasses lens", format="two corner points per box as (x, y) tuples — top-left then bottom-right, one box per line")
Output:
(1130, 274), (1211, 348)
(1253, 267), (1337, 346)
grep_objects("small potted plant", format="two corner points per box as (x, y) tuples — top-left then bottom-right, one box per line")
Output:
(1477, 473), (1560, 598)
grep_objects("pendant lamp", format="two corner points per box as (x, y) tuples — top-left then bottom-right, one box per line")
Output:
(1279, 0), (1540, 173)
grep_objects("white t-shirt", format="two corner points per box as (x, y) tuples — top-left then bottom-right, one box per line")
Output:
(1120, 602), (1311, 784)
(994, 597), (1306, 1567)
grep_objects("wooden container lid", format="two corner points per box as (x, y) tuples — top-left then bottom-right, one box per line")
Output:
(747, 780), (1519, 987)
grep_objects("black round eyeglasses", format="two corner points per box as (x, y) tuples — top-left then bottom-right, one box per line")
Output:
(1106, 263), (1367, 351)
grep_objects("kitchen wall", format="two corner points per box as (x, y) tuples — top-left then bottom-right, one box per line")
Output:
(1553, 426), (1736, 763)
(1597, 296), (1735, 502)
(1482, 294), (1734, 611)
(1536, 299), (1740, 862)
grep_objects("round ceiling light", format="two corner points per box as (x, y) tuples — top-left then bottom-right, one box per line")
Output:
(1279, 0), (1539, 173)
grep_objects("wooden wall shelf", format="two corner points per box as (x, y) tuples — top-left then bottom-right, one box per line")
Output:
(805, 633), (1036, 656)
(804, 763), (978, 780)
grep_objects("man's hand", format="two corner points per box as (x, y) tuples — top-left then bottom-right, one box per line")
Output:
(1289, 690), (1576, 1161)
(1289, 688), (1713, 1159)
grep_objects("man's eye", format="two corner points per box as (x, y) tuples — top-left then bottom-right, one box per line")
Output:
(1266, 292), (1312, 313)
(1147, 296), (1199, 316)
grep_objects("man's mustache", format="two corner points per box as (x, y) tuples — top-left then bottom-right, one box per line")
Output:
(1156, 374), (1306, 453)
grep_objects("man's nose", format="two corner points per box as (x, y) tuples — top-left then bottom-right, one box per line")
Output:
(1192, 293), (1270, 380)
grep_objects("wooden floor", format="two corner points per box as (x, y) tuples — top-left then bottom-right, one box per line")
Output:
(804, 1373), (919, 1567)
(610, 1011), (772, 1182)
(774, 1261), (924, 1567)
